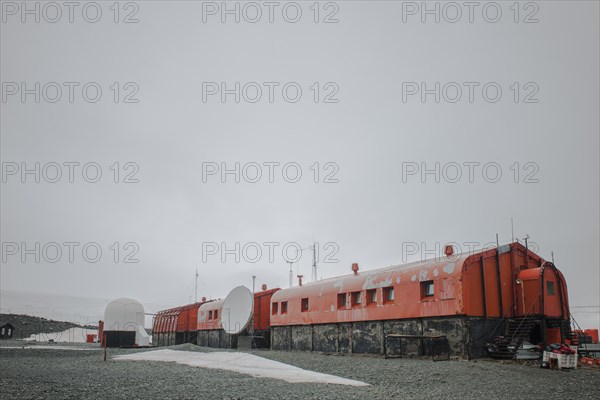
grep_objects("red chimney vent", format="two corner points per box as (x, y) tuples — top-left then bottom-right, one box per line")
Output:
(297, 275), (303, 286)
(261, 284), (267, 291)
(444, 245), (454, 256)
(352, 263), (359, 276)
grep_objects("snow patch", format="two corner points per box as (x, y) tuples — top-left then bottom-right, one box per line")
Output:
(1, 345), (101, 351)
(115, 349), (369, 386)
(24, 327), (98, 343)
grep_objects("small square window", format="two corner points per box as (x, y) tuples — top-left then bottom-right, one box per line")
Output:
(281, 301), (288, 314)
(422, 281), (434, 297)
(272, 302), (279, 315)
(301, 298), (309, 312)
(214, 310), (218, 319)
(383, 287), (395, 303)
(351, 291), (362, 307)
(208, 310), (213, 320)
(366, 289), (377, 305)
(337, 293), (347, 309)
(547, 281), (555, 296)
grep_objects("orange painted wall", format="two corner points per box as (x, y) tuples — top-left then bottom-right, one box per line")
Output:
(197, 299), (224, 330)
(253, 288), (280, 331)
(270, 243), (569, 326)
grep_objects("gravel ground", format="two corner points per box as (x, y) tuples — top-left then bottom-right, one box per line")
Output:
(1, 341), (598, 399)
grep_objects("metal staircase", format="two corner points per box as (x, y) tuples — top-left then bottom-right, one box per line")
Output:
(487, 317), (538, 359)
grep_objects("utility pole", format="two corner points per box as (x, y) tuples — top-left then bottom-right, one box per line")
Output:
(311, 242), (317, 282)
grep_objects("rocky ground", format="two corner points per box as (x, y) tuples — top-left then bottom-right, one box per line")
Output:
(1, 341), (598, 399)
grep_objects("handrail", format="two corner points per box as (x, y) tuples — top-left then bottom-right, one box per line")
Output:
(508, 295), (540, 343)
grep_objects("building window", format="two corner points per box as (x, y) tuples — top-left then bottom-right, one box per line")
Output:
(208, 310), (213, 320)
(422, 281), (434, 297)
(547, 281), (555, 296)
(301, 298), (309, 312)
(272, 302), (279, 315)
(281, 301), (288, 314)
(337, 293), (347, 309)
(383, 287), (395, 303)
(351, 291), (362, 307)
(214, 310), (218, 319)
(366, 289), (377, 305)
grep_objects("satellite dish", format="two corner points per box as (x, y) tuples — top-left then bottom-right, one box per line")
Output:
(220, 286), (253, 334)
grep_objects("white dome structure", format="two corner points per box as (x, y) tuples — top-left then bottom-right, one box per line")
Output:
(103, 298), (149, 347)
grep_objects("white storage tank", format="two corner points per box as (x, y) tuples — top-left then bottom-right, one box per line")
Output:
(103, 298), (149, 347)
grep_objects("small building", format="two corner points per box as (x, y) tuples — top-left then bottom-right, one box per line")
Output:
(103, 298), (150, 347)
(0, 323), (15, 339)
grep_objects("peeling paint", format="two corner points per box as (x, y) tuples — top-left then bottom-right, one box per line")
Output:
(433, 268), (439, 277)
(333, 280), (344, 293)
(419, 270), (428, 281)
(396, 276), (401, 284)
(330, 304), (335, 312)
(443, 263), (456, 274)
(362, 275), (393, 290)
(411, 274), (417, 282)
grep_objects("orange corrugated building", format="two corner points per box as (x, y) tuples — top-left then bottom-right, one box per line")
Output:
(270, 242), (571, 358)
(196, 288), (280, 349)
(152, 302), (204, 346)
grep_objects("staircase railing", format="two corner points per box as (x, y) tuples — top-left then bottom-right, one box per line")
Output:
(508, 295), (540, 344)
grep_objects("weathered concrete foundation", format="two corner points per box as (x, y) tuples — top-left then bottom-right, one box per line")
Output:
(153, 331), (200, 347)
(271, 317), (506, 359)
(196, 329), (238, 349)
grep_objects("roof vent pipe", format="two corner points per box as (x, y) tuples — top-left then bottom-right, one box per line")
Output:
(352, 263), (359, 276)
(201, 297), (206, 302)
(297, 275), (303, 286)
(444, 245), (454, 257)
(261, 284), (267, 291)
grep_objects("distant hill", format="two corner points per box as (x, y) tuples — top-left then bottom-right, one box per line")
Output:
(0, 313), (92, 339)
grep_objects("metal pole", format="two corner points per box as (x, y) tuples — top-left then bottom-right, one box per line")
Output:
(511, 218), (514, 242)
(194, 268), (199, 303)
(312, 242), (317, 282)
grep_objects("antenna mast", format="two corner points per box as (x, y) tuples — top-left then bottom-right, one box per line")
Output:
(511, 217), (514, 242)
(288, 261), (294, 287)
(194, 268), (199, 303)
(311, 242), (317, 282)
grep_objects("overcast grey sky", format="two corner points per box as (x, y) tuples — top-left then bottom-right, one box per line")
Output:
(1, 1), (598, 329)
